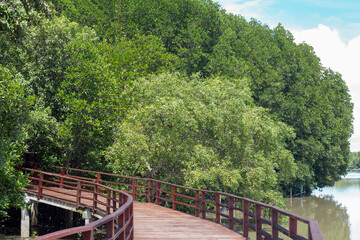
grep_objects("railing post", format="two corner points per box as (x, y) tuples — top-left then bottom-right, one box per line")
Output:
(112, 190), (117, 210)
(132, 179), (137, 201)
(147, 180), (152, 203)
(201, 191), (206, 219)
(229, 196), (234, 230)
(96, 173), (101, 184)
(272, 209), (279, 239)
(215, 193), (220, 224)
(289, 217), (298, 238)
(60, 167), (65, 188)
(173, 186), (177, 210)
(76, 181), (81, 208)
(195, 190), (200, 217)
(93, 184), (98, 211)
(130, 201), (134, 239)
(118, 212), (126, 240)
(243, 199), (249, 238)
(107, 189), (111, 214)
(37, 173), (44, 200)
(82, 229), (93, 240)
(156, 182), (160, 205)
(106, 219), (115, 238)
(255, 204), (262, 240)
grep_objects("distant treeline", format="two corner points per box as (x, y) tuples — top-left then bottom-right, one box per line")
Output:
(0, 0), (353, 215)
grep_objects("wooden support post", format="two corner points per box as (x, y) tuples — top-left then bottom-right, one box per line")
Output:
(132, 179), (137, 201)
(82, 229), (93, 240)
(60, 167), (65, 188)
(201, 191), (206, 219)
(229, 196), (234, 230)
(156, 182), (160, 205)
(96, 173), (101, 184)
(272, 209), (279, 239)
(107, 190), (111, 214)
(243, 200), (249, 238)
(172, 186), (177, 210)
(195, 191), (200, 217)
(130, 202), (134, 239)
(147, 180), (152, 203)
(118, 212), (126, 240)
(215, 193), (220, 224)
(289, 217), (298, 238)
(106, 219), (115, 238)
(93, 185), (98, 211)
(37, 173), (44, 200)
(76, 181), (81, 209)
(255, 204), (262, 240)
(112, 190), (117, 210)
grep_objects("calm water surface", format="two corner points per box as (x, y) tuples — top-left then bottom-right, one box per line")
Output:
(286, 172), (360, 240)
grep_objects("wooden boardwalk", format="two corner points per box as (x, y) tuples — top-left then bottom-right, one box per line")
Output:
(26, 185), (244, 239)
(134, 202), (243, 239)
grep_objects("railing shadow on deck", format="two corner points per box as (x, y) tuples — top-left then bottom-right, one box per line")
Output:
(23, 165), (324, 240)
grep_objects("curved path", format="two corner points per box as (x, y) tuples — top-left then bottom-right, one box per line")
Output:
(22, 166), (323, 240)
(25, 184), (243, 239)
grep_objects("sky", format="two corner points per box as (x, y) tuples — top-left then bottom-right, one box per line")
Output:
(216, 0), (360, 152)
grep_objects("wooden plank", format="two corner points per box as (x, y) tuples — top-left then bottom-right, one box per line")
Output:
(133, 202), (244, 240)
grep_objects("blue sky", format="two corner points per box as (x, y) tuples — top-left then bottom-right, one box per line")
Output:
(216, 0), (360, 41)
(216, 0), (360, 151)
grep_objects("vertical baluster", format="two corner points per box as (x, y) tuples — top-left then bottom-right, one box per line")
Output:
(60, 167), (65, 188)
(272, 209), (279, 239)
(112, 190), (117, 210)
(243, 200), (249, 238)
(132, 179), (137, 201)
(76, 181), (81, 208)
(255, 204), (262, 240)
(96, 173), (101, 184)
(229, 196), (234, 230)
(147, 180), (152, 203)
(289, 217), (298, 238)
(173, 186), (177, 210)
(156, 182), (160, 205)
(106, 219), (114, 238)
(93, 184), (98, 211)
(216, 193), (220, 224)
(37, 173), (44, 200)
(107, 189), (111, 214)
(201, 191), (206, 219)
(82, 229), (93, 240)
(195, 190), (200, 217)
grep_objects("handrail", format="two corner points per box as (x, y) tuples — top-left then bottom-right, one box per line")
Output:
(48, 166), (324, 240)
(24, 165), (324, 240)
(22, 167), (134, 240)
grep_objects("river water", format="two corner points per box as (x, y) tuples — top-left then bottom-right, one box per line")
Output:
(286, 172), (360, 240)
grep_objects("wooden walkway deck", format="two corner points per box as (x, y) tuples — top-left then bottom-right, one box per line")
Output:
(26, 185), (244, 239)
(134, 202), (243, 240)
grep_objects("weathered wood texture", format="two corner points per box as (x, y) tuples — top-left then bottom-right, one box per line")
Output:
(134, 202), (243, 240)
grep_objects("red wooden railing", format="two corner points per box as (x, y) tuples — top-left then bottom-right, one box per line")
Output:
(22, 167), (134, 240)
(24, 165), (324, 240)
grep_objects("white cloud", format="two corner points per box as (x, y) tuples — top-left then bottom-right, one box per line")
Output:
(291, 25), (360, 151)
(217, 0), (275, 23)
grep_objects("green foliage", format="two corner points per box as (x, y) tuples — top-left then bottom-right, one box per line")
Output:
(0, 0), (51, 40)
(0, 66), (30, 217)
(349, 152), (360, 169)
(106, 73), (297, 206)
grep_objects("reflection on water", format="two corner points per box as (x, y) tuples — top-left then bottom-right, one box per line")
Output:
(287, 172), (360, 240)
